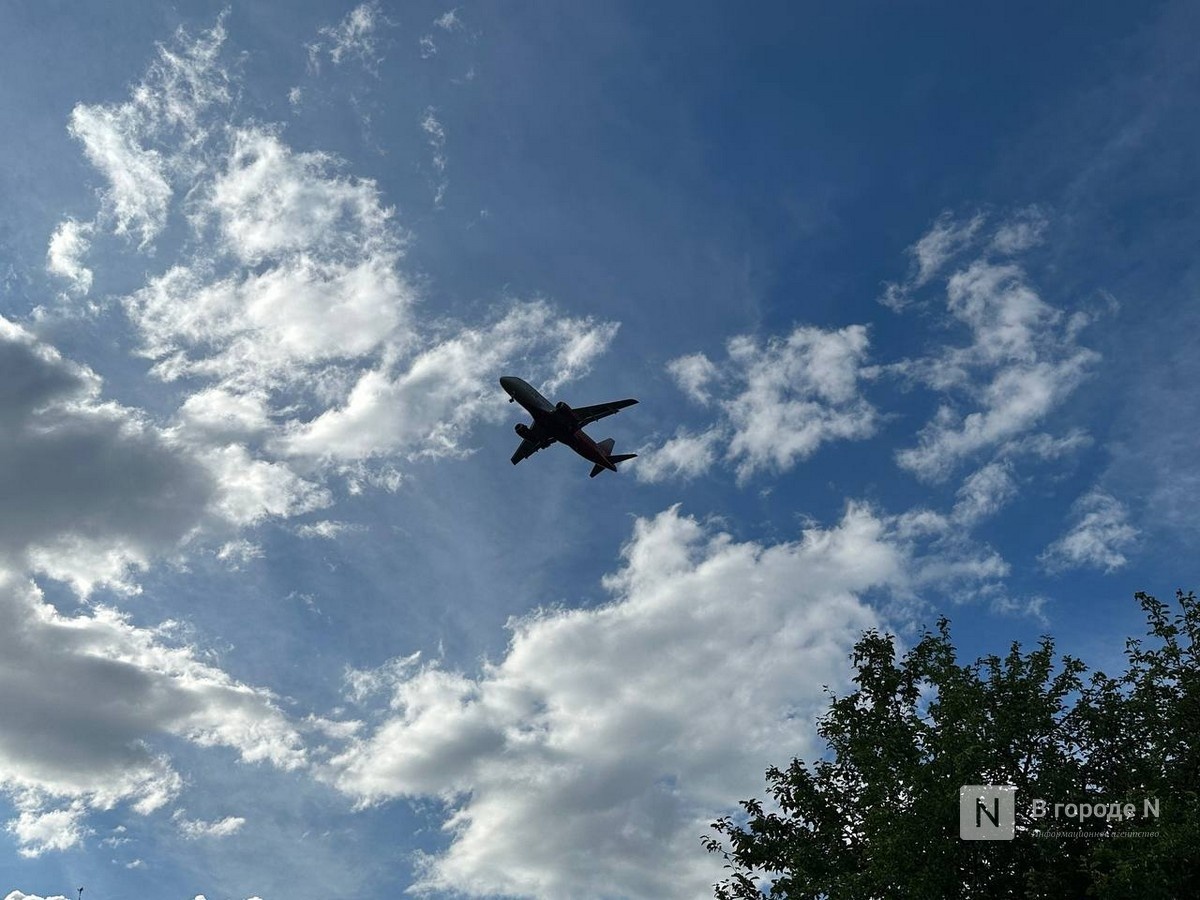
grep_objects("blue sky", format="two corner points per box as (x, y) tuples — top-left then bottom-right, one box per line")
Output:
(0, 1), (1197, 898)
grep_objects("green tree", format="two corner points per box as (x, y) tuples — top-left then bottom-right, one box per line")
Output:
(704, 591), (1200, 899)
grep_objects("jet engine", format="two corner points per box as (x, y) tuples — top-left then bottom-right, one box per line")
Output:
(514, 423), (531, 439)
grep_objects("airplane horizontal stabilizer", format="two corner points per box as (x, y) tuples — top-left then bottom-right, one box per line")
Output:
(589, 451), (636, 477)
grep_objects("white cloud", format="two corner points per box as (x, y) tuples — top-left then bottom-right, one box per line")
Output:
(1041, 489), (1138, 573)
(67, 14), (614, 500)
(176, 388), (272, 443)
(208, 127), (401, 267)
(666, 352), (719, 405)
(65, 17), (230, 250)
(894, 258), (1098, 481)
(4, 892), (71, 900)
(912, 212), (986, 286)
(201, 444), (331, 527)
(0, 317), (214, 594)
(45, 220), (94, 294)
(128, 256), (411, 391)
(175, 813), (246, 839)
(314, 2), (388, 72)
(6, 804), (88, 858)
(281, 302), (618, 461)
(295, 520), (364, 540)
(0, 573), (303, 857)
(634, 427), (723, 482)
(216, 539), (263, 566)
(0, 313), (312, 857)
(435, 10), (463, 31)
(68, 104), (172, 249)
(991, 593), (1050, 623)
(952, 460), (1017, 525)
(328, 505), (897, 899)
(881, 212), (987, 309)
(647, 325), (877, 482)
(990, 206), (1048, 255)
(420, 108), (448, 206)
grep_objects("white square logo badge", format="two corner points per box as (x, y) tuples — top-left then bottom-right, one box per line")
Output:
(959, 785), (1016, 840)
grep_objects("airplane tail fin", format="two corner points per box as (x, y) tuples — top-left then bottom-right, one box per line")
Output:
(589, 439), (637, 477)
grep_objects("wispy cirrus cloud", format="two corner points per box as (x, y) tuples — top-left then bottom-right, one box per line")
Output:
(309, 2), (390, 74)
(174, 812), (246, 839)
(420, 107), (449, 206)
(60, 15), (230, 251)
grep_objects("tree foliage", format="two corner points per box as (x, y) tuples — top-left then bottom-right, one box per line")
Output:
(704, 591), (1200, 899)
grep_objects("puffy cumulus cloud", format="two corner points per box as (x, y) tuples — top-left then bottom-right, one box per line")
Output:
(64, 13), (615, 504)
(666, 352), (719, 405)
(328, 505), (898, 899)
(893, 257), (1098, 482)
(45, 219), (93, 295)
(0, 573), (304, 857)
(0, 317), (214, 594)
(642, 325), (877, 483)
(207, 127), (400, 267)
(723, 326), (877, 479)
(6, 804), (88, 858)
(176, 388), (272, 444)
(199, 443), (330, 526)
(1040, 489), (1138, 573)
(4, 893), (71, 900)
(281, 302), (618, 461)
(634, 427), (722, 482)
(126, 242), (410, 392)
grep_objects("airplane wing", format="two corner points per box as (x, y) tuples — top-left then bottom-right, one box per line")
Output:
(511, 436), (556, 465)
(571, 398), (638, 428)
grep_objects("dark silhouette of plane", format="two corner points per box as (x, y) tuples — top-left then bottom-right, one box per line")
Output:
(500, 376), (638, 477)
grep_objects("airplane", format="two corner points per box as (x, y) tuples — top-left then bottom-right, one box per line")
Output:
(500, 375), (638, 477)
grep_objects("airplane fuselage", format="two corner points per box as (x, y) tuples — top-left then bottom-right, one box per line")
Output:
(500, 376), (619, 472)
